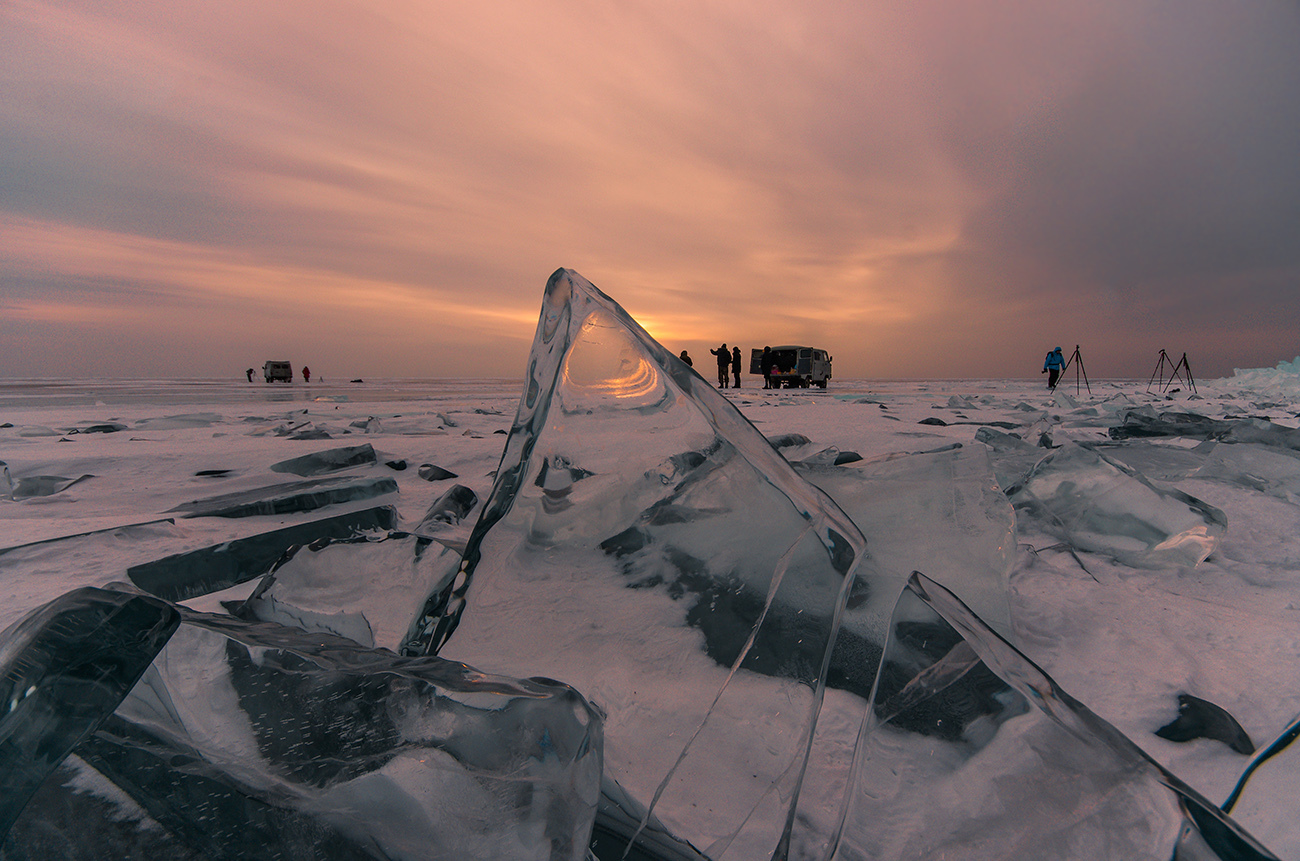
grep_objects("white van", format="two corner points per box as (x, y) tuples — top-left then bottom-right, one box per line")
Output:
(750, 346), (833, 389)
(262, 361), (293, 383)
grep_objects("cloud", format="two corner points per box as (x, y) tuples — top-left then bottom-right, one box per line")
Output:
(2, 0), (1298, 378)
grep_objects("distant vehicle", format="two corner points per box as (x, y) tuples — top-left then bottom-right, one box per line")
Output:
(751, 346), (833, 389)
(262, 361), (293, 383)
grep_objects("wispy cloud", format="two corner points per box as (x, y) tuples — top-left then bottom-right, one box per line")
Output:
(3, 0), (1298, 378)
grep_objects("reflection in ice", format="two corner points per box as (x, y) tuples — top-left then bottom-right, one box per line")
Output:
(411, 268), (870, 858)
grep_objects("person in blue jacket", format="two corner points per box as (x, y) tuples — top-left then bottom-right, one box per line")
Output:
(1043, 346), (1065, 388)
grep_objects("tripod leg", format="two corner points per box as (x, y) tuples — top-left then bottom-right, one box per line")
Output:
(1070, 347), (1091, 395)
(1148, 353), (1166, 392)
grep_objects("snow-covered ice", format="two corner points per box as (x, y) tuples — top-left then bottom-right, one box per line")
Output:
(4, 270), (1300, 859)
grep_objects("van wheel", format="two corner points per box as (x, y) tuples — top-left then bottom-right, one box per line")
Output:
(817, 380), (827, 389)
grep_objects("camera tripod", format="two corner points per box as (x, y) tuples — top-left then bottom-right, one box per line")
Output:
(1147, 349), (1196, 395)
(1052, 345), (1091, 395)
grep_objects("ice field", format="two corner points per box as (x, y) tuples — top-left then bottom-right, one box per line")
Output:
(4, 270), (1300, 859)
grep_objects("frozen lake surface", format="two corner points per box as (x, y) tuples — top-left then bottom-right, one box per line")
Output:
(5, 290), (1300, 860)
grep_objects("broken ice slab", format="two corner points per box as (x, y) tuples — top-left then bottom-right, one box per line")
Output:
(418, 463), (458, 481)
(127, 505), (397, 602)
(235, 531), (460, 651)
(1051, 387), (1081, 409)
(132, 413), (223, 430)
(3, 472), (94, 500)
(1008, 441), (1226, 568)
(167, 474), (397, 518)
(421, 484), (479, 525)
(1108, 408), (1224, 440)
(1191, 442), (1300, 501)
(418, 484), (479, 529)
(269, 443), (378, 476)
(792, 446), (864, 467)
(408, 484), (480, 554)
(413, 269), (869, 858)
(1155, 693), (1255, 754)
(47, 607), (603, 861)
(766, 431), (813, 449)
(0, 518), (176, 556)
(68, 422), (128, 434)
(973, 426), (1048, 493)
(796, 443), (1015, 637)
(1085, 440), (1210, 482)
(0, 587), (180, 838)
(1219, 418), (1300, 451)
(829, 573), (1279, 861)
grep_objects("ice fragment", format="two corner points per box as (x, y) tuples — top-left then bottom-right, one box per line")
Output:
(417, 463), (458, 481)
(407, 268), (870, 858)
(830, 573), (1278, 860)
(1008, 441), (1226, 568)
(74, 607), (602, 861)
(167, 475), (397, 518)
(127, 506), (397, 601)
(0, 588), (180, 838)
(1155, 693), (1255, 754)
(269, 443), (378, 476)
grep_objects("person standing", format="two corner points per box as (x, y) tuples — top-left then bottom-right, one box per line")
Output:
(679, 350), (693, 367)
(302, 366), (311, 383)
(709, 344), (729, 388)
(760, 347), (773, 389)
(245, 368), (254, 382)
(731, 346), (742, 388)
(1042, 347), (1064, 389)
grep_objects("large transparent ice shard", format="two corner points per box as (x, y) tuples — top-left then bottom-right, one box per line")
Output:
(1008, 441), (1227, 568)
(406, 269), (870, 858)
(9, 604), (603, 861)
(831, 573), (1278, 861)
(0, 587), (180, 838)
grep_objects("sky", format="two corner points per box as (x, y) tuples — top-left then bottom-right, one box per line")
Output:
(2, 0), (1299, 381)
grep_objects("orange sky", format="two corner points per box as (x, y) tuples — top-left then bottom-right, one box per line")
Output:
(3, 0), (1298, 380)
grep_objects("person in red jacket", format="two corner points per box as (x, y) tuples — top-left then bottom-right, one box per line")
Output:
(302, 366), (311, 383)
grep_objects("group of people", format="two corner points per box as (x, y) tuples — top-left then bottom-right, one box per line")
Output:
(676, 345), (743, 388)
(708, 344), (743, 388)
(675, 344), (781, 390)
